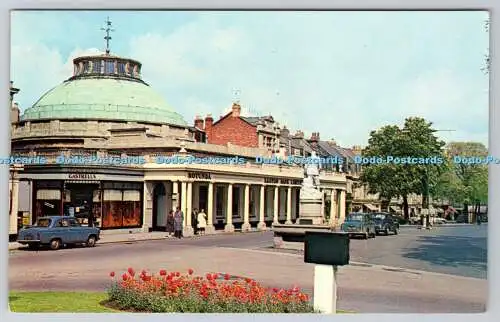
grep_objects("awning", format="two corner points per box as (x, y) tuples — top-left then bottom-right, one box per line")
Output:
(364, 203), (378, 211)
(390, 206), (401, 212)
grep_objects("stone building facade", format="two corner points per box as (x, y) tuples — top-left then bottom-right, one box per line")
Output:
(9, 49), (348, 237)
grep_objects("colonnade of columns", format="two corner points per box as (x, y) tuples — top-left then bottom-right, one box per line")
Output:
(145, 180), (347, 236)
(166, 181), (300, 236)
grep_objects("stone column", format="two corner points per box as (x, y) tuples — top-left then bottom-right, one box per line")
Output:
(206, 182), (215, 234)
(171, 180), (179, 212)
(183, 182), (194, 237)
(181, 181), (187, 227)
(330, 189), (337, 227)
(286, 186), (292, 224)
(339, 190), (346, 224)
(225, 183), (235, 232)
(257, 185), (266, 230)
(242, 184), (251, 231)
(9, 178), (19, 236)
(273, 186), (279, 224)
(143, 181), (154, 233)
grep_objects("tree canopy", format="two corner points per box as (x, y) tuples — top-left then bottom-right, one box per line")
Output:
(360, 117), (446, 218)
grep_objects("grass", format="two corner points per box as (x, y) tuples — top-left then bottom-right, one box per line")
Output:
(9, 291), (353, 313)
(9, 291), (118, 313)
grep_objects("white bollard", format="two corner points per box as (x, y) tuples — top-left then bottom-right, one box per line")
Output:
(313, 264), (337, 314)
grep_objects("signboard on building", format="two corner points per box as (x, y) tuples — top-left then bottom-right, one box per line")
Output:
(264, 177), (302, 185)
(67, 173), (98, 180)
(188, 172), (211, 180)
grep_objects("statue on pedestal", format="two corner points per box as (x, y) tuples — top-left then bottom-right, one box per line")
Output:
(300, 151), (323, 200)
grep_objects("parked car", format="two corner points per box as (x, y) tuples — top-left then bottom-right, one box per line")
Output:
(17, 216), (100, 250)
(371, 212), (399, 235)
(340, 213), (376, 239)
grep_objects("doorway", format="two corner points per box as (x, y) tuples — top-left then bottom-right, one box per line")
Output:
(152, 183), (166, 231)
(64, 183), (99, 227)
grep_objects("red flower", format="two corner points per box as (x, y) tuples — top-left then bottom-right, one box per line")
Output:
(175, 272), (180, 277)
(206, 273), (212, 280)
(109, 271), (115, 277)
(224, 273), (231, 280)
(188, 268), (194, 275)
(159, 269), (167, 276)
(122, 273), (128, 281)
(127, 267), (135, 276)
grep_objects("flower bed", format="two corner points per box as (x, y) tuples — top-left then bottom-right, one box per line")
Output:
(106, 268), (316, 313)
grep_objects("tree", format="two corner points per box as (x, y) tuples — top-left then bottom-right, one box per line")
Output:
(360, 117), (446, 219)
(438, 142), (489, 208)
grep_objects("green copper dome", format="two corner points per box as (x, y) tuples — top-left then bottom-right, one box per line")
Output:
(20, 53), (187, 127)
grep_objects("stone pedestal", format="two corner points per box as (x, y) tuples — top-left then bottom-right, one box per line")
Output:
(205, 225), (216, 235)
(298, 198), (324, 225)
(241, 222), (252, 232)
(257, 222), (267, 230)
(224, 223), (235, 233)
(183, 226), (194, 237)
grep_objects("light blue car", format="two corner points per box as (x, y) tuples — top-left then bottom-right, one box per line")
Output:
(17, 216), (100, 250)
(340, 213), (376, 239)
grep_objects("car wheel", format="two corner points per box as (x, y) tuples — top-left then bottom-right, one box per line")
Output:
(86, 235), (97, 247)
(393, 228), (399, 235)
(50, 239), (61, 250)
(363, 232), (369, 239)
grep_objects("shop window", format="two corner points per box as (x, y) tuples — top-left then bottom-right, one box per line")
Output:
(34, 188), (61, 222)
(102, 188), (142, 229)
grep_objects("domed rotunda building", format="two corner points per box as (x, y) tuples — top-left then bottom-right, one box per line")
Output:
(10, 30), (347, 237)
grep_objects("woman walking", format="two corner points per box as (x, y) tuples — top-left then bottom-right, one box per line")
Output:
(173, 207), (184, 239)
(197, 209), (207, 235)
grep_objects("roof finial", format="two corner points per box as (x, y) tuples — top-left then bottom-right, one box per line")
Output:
(101, 16), (114, 55)
(232, 88), (241, 104)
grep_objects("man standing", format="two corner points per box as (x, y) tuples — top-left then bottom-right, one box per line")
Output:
(192, 208), (199, 235)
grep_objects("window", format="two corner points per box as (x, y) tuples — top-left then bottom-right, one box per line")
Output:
(69, 218), (81, 227)
(57, 219), (70, 227)
(105, 61), (114, 74)
(117, 62), (125, 74)
(35, 218), (51, 227)
(92, 60), (101, 73)
(83, 61), (90, 73)
(101, 186), (142, 229)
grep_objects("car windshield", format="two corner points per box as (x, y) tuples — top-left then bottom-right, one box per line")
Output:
(35, 218), (51, 227)
(346, 214), (363, 221)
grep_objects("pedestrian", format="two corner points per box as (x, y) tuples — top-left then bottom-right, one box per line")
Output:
(166, 210), (175, 237)
(174, 207), (184, 239)
(197, 209), (207, 235)
(192, 208), (199, 235)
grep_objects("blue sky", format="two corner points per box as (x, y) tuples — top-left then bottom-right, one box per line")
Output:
(10, 10), (489, 148)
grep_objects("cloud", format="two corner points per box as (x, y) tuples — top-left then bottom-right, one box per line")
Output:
(10, 11), (489, 148)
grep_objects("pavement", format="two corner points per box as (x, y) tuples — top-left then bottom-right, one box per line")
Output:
(8, 228), (261, 251)
(8, 225), (487, 313)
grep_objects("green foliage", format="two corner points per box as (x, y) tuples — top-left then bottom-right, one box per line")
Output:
(360, 117), (446, 217)
(434, 142), (489, 204)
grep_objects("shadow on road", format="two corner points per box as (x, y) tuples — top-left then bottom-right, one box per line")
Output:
(402, 235), (487, 274)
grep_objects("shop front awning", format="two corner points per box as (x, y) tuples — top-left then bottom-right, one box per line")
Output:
(364, 203), (378, 211)
(389, 205), (400, 211)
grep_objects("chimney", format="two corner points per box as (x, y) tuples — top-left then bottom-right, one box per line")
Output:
(231, 102), (241, 117)
(280, 126), (290, 138)
(294, 130), (304, 139)
(204, 114), (214, 142)
(328, 138), (337, 146)
(194, 115), (204, 129)
(310, 132), (320, 142)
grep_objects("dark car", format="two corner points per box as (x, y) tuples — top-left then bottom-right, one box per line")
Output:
(17, 216), (100, 250)
(371, 212), (399, 235)
(340, 213), (376, 239)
